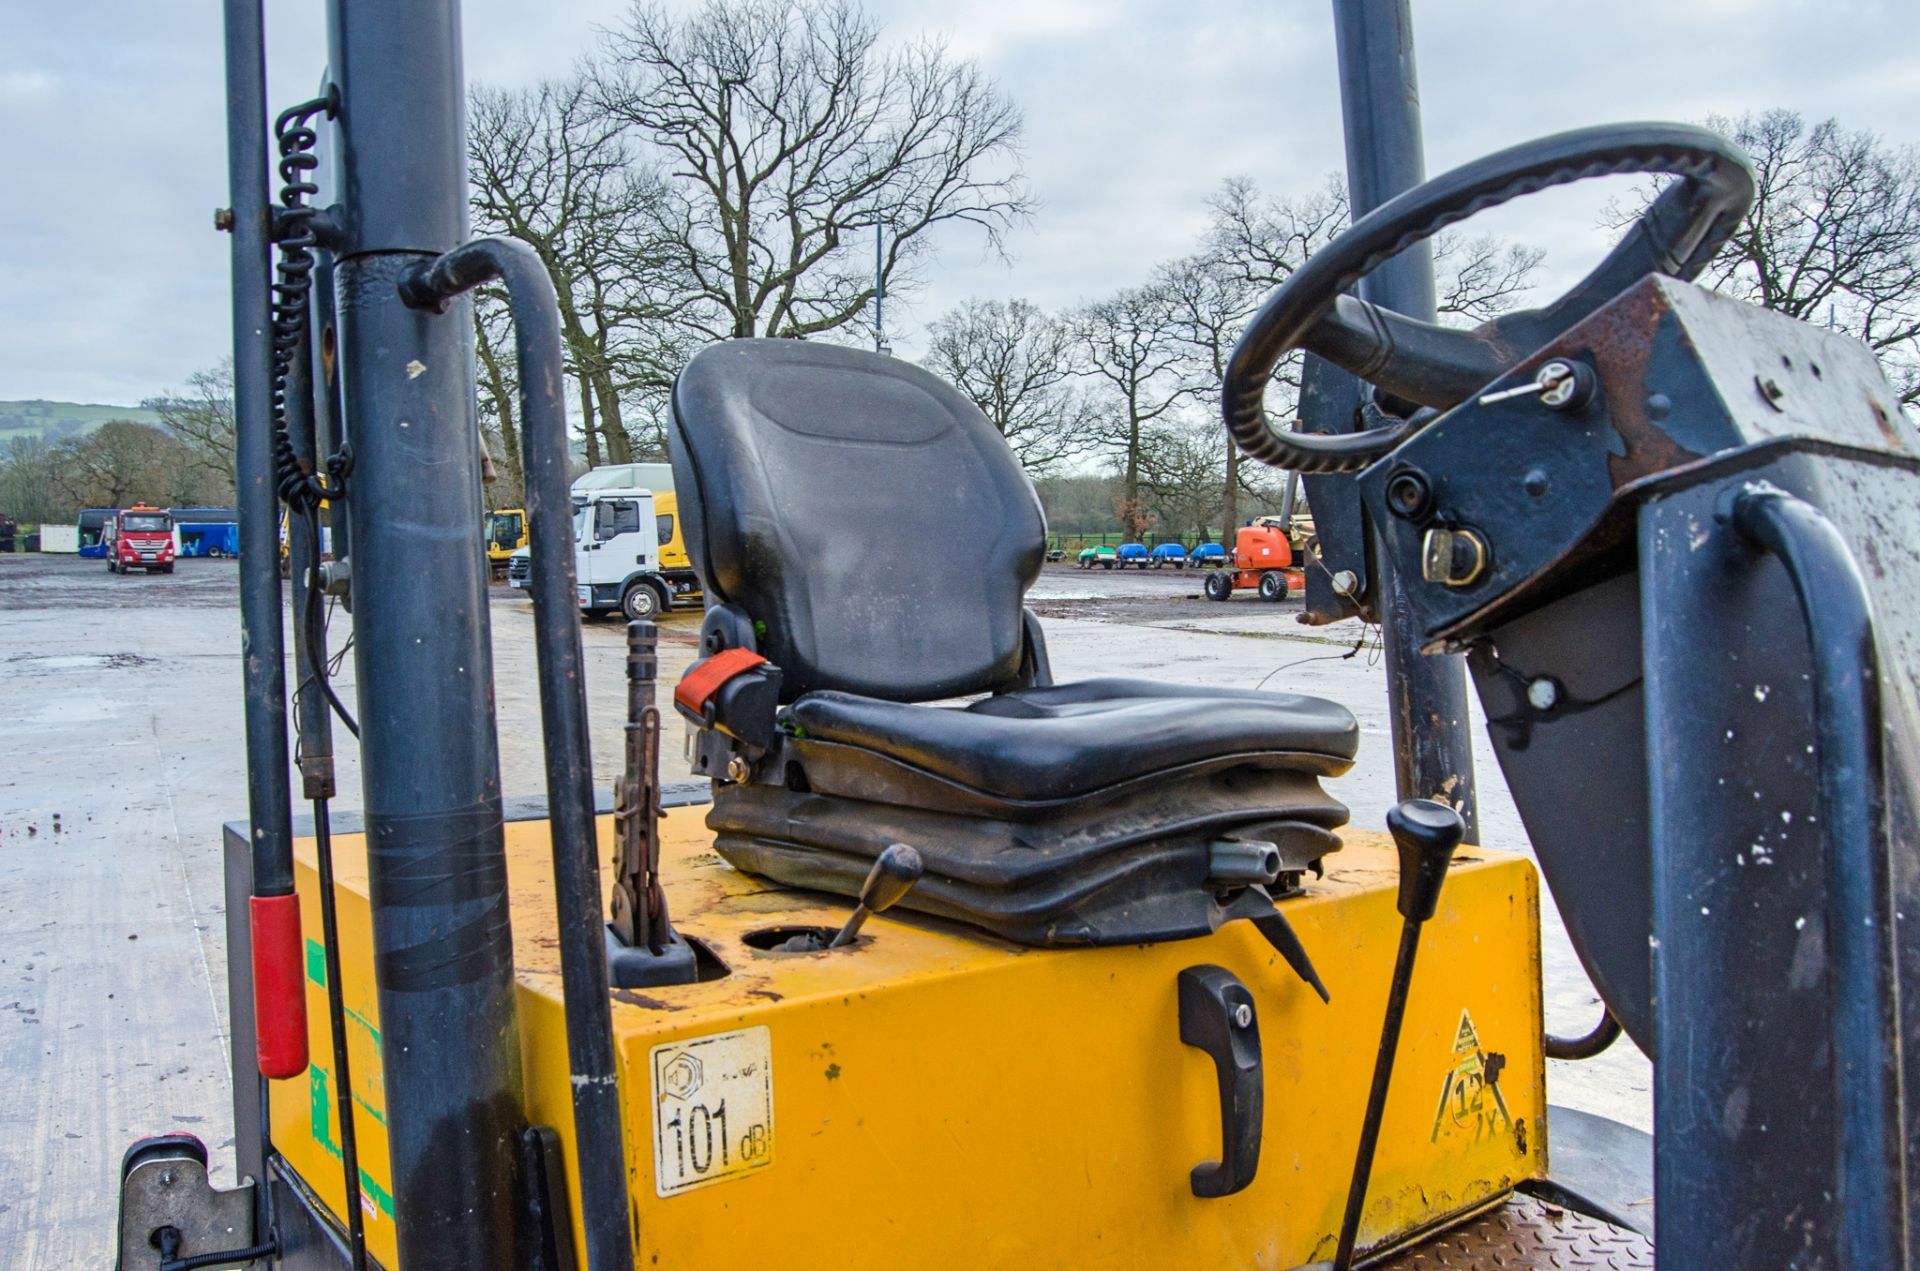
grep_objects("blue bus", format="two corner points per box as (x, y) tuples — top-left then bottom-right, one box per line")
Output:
(171, 506), (240, 557)
(77, 508), (112, 558)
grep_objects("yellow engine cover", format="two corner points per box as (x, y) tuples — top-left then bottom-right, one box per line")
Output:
(270, 808), (1546, 1268)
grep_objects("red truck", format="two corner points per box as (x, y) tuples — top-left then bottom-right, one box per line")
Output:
(103, 505), (177, 575)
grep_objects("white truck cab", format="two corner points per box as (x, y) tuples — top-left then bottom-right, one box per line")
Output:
(507, 463), (701, 620)
(573, 486), (671, 620)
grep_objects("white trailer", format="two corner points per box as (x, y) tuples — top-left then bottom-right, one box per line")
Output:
(38, 524), (79, 553)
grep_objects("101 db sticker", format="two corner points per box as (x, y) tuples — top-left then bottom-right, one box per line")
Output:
(650, 1026), (774, 1197)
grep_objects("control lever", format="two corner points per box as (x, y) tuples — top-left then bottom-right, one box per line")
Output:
(607, 620), (698, 988)
(610, 620), (668, 954)
(828, 845), (924, 948)
(1307, 799), (1464, 1271)
(1250, 909), (1331, 1004)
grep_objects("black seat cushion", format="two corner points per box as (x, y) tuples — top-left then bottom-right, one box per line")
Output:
(785, 677), (1359, 808)
(670, 339), (1045, 703)
(710, 762), (1349, 945)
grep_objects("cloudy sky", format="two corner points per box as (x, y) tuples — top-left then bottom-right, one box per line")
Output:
(1, 0), (1916, 406)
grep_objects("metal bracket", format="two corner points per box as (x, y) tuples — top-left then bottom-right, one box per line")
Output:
(1177, 965), (1263, 1198)
(606, 922), (700, 989)
(116, 1135), (263, 1270)
(518, 1125), (580, 1271)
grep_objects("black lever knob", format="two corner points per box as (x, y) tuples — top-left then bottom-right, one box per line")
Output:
(829, 844), (924, 948)
(1386, 799), (1464, 925)
(861, 843), (923, 913)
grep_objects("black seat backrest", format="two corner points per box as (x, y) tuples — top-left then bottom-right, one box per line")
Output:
(669, 339), (1046, 703)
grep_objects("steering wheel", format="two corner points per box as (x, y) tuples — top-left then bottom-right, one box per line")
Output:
(1223, 122), (1755, 474)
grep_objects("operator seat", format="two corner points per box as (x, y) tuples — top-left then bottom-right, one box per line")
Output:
(668, 339), (1359, 946)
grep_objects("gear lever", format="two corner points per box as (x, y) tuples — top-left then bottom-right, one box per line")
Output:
(828, 844), (924, 948)
(1305, 799), (1465, 1271)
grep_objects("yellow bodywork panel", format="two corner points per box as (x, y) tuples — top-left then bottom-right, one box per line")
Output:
(654, 491), (691, 571)
(272, 807), (1546, 1269)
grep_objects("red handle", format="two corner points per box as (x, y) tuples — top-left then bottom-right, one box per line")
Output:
(250, 894), (310, 1079)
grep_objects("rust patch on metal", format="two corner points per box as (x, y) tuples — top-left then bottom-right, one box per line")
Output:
(1869, 396), (1903, 448)
(1574, 283), (1704, 489)
(612, 989), (681, 1012)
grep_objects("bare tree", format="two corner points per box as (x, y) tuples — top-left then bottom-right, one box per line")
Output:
(921, 298), (1094, 474)
(1133, 421), (1234, 541)
(1694, 111), (1919, 408)
(1205, 175), (1349, 296)
(145, 360), (236, 492)
(1072, 285), (1189, 538)
(51, 421), (214, 511)
(469, 75), (687, 464)
(1157, 253), (1263, 535)
(473, 291), (524, 505)
(0, 421), (229, 525)
(0, 435), (67, 525)
(1187, 182), (1356, 537)
(1434, 233), (1545, 321)
(595, 0), (1031, 341)
(1208, 174), (1541, 323)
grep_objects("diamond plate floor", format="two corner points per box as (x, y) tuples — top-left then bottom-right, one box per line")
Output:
(1371, 1195), (1653, 1269)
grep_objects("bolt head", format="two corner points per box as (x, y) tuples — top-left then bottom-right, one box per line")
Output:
(1526, 677), (1559, 711)
(159, 1169), (177, 1187)
(1232, 1002), (1253, 1029)
(1331, 569), (1359, 597)
(725, 755), (750, 783)
(213, 208), (235, 233)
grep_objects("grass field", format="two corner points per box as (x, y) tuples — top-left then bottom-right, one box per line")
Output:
(0, 399), (161, 441)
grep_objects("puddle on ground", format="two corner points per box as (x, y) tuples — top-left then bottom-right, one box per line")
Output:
(14, 696), (126, 726)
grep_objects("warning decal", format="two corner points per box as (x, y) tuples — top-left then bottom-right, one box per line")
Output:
(1431, 1009), (1514, 1147)
(651, 1025), (775, 1197)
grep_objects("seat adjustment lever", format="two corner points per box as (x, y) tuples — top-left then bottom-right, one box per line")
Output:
(1250, 908), (1331, 1004)
(1178, 964), (1263, 1198)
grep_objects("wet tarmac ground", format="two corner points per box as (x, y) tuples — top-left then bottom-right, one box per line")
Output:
(0, 553), (1653, 1262)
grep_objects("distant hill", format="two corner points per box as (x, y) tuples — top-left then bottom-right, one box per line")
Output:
(0, 400), (163, 441)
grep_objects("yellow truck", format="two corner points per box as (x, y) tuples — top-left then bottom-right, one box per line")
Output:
(485, 507), (527, 576)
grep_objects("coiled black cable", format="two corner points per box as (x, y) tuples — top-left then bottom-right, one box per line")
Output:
(269, 88), (358, 742)
(270, 89), (344, 512)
